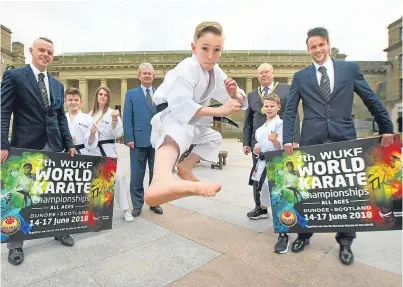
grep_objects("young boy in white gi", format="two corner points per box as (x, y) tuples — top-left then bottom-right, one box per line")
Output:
(249, 93), (290, 254)
(65, 87), (98, 155)
(145, 21), (248, 206)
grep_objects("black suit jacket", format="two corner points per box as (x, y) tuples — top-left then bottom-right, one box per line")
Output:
(243, 83), (300, 148)
(1, 65), (74, 151)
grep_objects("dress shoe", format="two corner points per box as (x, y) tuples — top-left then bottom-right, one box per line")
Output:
(8, 248), (24, 265)
(339, 245), (354, 265)
(54, 234), (74, 247)
(132, 208), (141, 217)
(291, 238), (309, 252)
(150, 206), (163, 214)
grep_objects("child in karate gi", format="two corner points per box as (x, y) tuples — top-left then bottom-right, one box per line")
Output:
(65, 87), (98, 155)
(88, 86), (134, 223)
(145, 21), (248, 206)
(249, 93), (290, 254)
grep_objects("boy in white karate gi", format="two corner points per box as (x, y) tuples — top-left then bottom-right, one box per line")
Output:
(65, 87), (98, 155)
(250, 93), (290, 254)
(145, 21), (248, 206)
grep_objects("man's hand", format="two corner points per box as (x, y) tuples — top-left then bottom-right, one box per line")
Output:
(224, 78), (238, 99)
(126, 142), (135, 149)
(284, 143), (294, 155)
(243, 146), (251, 155)
(68, 148), (78, 157)
(219, 99), (241, 117)
(381, 133), (395, 147)
(1, 150), (9, 163)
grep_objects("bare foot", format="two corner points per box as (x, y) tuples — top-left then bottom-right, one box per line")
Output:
(177, 164), (200, 182)
(145, 178), (221, 206)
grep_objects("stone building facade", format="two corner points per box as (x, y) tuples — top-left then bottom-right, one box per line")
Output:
(384, 17), (402, 133)
(1, 23), (399, 136)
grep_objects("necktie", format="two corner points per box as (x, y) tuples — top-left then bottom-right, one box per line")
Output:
(262, 87), (269, 96)
(145, 88), (153, 108)
(318, 66), (331, 102)
(38, 73), (50, 110)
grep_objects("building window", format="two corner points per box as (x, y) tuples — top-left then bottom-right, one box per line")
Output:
(400, 54), (403, 71)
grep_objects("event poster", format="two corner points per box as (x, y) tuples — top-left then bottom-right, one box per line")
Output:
(265, 136), (402, 233)
(1, 148), (117, 243)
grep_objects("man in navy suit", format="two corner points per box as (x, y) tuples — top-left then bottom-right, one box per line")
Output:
(1, 37), (77, 265)
(123, 63), (163, 217)
(283, 27), (395, 265)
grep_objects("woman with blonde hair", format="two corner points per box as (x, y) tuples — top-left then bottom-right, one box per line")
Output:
(88, 86), (133, 222)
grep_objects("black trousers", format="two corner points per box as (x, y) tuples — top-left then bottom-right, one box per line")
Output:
(251, 153), (261, 208)
(297, 136), (356, 246)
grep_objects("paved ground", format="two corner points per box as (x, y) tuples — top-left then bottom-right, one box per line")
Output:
(1, 139), (402, 286)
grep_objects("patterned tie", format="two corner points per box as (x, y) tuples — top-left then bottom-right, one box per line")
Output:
(263, 87), (269, 96)
(318, 66), (331, 102)
(38, 73), (50, 110)
(145, 88), (153, 108)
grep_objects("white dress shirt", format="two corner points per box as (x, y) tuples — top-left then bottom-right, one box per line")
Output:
(260, 81), (275, 96)
(30, 64), (51, 103)
(313, 57), (334, 93)
(141, 85), (154, 98)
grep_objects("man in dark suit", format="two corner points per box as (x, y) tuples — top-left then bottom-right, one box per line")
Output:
(123, 63), (163, 217)
(1, 37), (77, 265)
(283, 27), (395, 265)
(243, 63), (300, 219)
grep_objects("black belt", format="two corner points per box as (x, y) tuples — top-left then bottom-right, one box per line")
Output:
(74, 144), (85, 155)
(156, 103), (239, 128)
(248, 153), (267, 191)
(98, 139), (115, 156)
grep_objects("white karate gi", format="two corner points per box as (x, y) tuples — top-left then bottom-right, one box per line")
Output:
(151, 54), (248, 162)
(251, 115), (283, 207)
(66, 111), (98, 155)
(87, 108), (130, 211)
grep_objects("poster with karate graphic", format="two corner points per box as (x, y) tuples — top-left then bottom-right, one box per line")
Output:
(1, 148), (117, 242)
(265, 136), (402, 233)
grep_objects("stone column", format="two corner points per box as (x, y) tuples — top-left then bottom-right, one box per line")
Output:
(246, 77), (253, 94)
(100, 79), (107, 87)
(120, 78), (128, 113)
(287, 77), (293, 85)
(78, 79), (88, 112)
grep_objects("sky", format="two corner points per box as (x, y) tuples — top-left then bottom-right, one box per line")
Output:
(0, 0), (402, 63)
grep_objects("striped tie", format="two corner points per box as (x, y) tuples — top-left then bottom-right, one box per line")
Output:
(263, 87), (269, 96)
(318, 66), (331, 102)
(145, 88), (153, 108)
(38, 73), (50, 110)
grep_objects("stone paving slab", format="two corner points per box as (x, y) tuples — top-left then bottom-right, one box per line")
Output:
(84, 234), (220, 287)
(169, 255), (296, 287)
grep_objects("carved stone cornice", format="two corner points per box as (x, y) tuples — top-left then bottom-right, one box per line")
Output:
(49, 50), (313, 72)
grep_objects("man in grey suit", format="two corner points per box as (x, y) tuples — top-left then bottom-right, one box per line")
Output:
(283, 27), (395, 265)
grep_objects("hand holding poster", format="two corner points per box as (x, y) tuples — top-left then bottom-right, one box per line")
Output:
(265, 136), (402, 233)
(1, 148), (117, 243)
